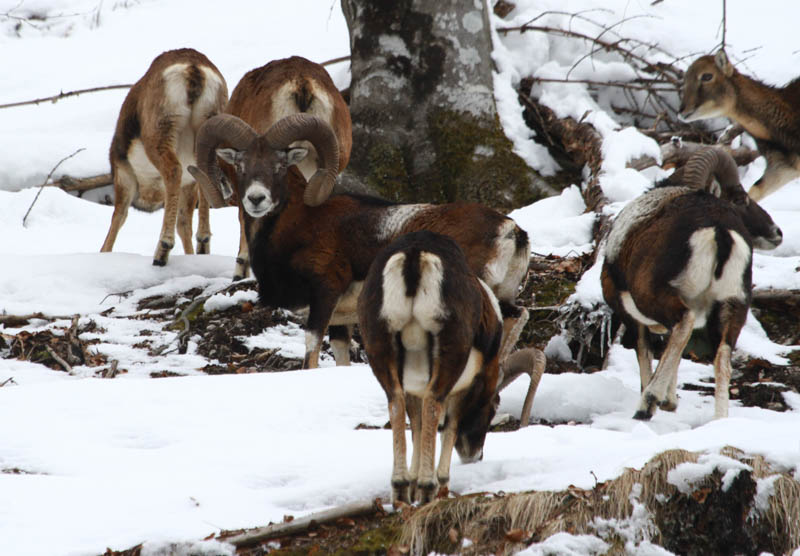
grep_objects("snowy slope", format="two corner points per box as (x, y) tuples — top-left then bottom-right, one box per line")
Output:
(1, 1), (800, 555)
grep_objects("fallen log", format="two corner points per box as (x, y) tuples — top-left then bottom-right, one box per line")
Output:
(222, 498), (385, 547)
(752, 289), (800, 304)
(0, 313), (72, 327)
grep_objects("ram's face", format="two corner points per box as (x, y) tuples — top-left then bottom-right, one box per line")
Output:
(217, 138), (308, 218)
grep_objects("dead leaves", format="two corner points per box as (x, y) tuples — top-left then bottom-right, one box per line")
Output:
(1, 317), (108, 374)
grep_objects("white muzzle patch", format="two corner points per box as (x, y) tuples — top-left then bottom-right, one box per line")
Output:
(243, 181), (276, 218)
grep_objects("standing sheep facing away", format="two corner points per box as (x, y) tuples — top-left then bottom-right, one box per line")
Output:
(680, 50), (800, 201)
(602, 147), (782, 420)
(101, 48), (228, 264)
(357, 231), (505, 505)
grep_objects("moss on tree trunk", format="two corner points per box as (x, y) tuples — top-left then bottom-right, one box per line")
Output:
(341, 0), (546, 210)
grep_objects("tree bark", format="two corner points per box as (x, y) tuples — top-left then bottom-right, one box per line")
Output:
(340, 0), (541, 209)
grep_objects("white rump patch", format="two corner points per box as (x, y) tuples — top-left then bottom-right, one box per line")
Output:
(412, 252), (447, 333)
(269, 80), (336, 180)
(670, 228), (717, 301)
(196, 67), (226, 109)
(379, 252), (413, 332)
(381, 249), (449, 395)
(711, 230), (750, 301)
(162, 63), (193, 116)
(669, 227), (750, 328)
(606, 187), (692, 262)
(379, 250), (447, 337)
(376, 205), (431, 241)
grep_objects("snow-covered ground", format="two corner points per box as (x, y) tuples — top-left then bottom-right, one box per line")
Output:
(2, 1), (800, 555)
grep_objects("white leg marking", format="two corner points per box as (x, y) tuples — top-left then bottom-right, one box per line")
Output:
(402, 348), (430, 396)
(713, 343), (732, 419)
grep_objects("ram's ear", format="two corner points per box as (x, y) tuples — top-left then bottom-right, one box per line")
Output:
(216, 148), (242, 168)
(287, 147), (309, 167)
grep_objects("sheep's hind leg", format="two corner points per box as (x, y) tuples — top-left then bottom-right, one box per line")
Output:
(195, 186), (211, 254)
(386, 369), (411, 505)
(634, 311), (695, 420)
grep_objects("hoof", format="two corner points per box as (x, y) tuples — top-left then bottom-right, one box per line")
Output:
(416, 481), (437, 505)
(633, 392), (658, 420)
(392, 480), (411, 506)
(196, 237), (210, 255)
(232, 274), (244, 282)
(632, 409), (653, 421)
(658, 399), (678, 412)
(154, 240), (173, 266)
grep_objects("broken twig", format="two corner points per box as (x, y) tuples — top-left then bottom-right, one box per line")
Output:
(106, 360), (119, 379)
(45, 345), (73, 374)
(22, 148), (86, 227)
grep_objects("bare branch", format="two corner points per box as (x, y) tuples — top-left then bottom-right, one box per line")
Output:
(0, 84), (132, 110)
(22, 148), (86, 227)
(497, 23), (682, 84)
(45, 345), (73, 374)
(531, 76), (675, 93)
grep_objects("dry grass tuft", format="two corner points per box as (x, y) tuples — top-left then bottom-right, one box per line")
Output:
(400, 447), (800, 555)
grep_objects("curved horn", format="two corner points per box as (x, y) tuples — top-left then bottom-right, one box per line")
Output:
(194, 114), (258, 208)
(188, 165), (225, 208)
(263, 114), (340, 206)
(682, 147), (740, 195)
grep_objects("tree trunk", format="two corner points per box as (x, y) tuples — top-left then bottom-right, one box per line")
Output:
(340, 0), (541, 209)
